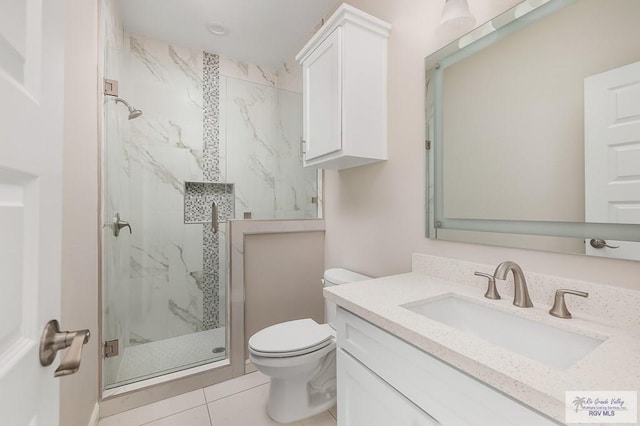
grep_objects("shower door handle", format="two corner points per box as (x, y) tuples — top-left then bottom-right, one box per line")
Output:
(112, 213), (132, 237)
(39, 320), (90, 377)
(212, 201), (219, 233)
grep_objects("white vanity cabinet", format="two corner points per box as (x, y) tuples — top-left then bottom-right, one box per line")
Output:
(338, 349), (438, 425)
(336, 308), (560, 426)
(295, 5), (390, 170)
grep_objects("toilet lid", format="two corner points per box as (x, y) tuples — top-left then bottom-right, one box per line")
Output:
(249, 319), (333, 357)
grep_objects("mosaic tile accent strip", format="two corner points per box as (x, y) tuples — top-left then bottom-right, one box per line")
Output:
(203, 227), (220, 329)
(203, 52), (220, 182)
(201, 52), (223, 329)
(184, 182), (235, 224)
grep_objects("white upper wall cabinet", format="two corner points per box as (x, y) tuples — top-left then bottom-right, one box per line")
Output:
(296, 4), (391, 170)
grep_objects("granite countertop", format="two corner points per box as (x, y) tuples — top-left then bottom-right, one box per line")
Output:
(324, 271), (640, 424)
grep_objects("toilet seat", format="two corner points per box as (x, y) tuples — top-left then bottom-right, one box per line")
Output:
(249, 319), (333, 358)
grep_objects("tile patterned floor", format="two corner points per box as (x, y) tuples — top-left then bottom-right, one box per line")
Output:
(99, 372), (337, 426)
(112, 328), (226, 387)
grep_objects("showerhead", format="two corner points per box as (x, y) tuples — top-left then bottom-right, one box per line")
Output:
(128, 108), (143, 120)
(114, 97), (143, 120)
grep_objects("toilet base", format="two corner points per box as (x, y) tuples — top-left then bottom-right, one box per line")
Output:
(252, 347), (337, 424)
(267, 375), (336, 423)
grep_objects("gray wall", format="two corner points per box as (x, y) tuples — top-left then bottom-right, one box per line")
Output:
(244, 231), (325, 352)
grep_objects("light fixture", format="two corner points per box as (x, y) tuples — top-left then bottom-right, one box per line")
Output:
(440, 0), (476, 33)
(206, 23), (227, 36)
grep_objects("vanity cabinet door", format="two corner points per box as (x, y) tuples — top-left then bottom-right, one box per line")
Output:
(337, 308), (560, 425)
(302, 27), (343, 162)
(296, 4), (390, 170)
(337, 349), (439, 426)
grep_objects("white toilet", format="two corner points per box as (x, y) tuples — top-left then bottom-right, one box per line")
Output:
(248, 268), (371, 424)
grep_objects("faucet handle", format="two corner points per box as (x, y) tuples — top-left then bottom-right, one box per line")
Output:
(474, 271), (501, 300)
(549, 289), (588, 319)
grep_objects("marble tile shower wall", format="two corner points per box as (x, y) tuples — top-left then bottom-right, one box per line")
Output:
(104, 28), (315, 357)
(123, 32), (206, 344)
(219, 57), (317, 219)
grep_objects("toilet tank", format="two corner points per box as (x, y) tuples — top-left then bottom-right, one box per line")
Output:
(323, 268), (371, 326)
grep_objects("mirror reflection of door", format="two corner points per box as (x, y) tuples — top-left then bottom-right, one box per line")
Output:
(584, 61), (640, 260)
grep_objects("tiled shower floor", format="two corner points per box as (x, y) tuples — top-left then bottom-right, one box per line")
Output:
(111, 327), (226, 387)
(99, 371), (337, 426)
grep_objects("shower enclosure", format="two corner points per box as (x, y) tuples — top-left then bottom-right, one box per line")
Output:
(100, 0), (317, 391)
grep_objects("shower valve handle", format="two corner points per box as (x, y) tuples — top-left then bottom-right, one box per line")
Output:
(112, 213), (132, 237)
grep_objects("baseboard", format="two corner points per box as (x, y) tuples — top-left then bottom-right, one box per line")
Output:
(88, 402), (100, 425)
(244, 359), (257, 374)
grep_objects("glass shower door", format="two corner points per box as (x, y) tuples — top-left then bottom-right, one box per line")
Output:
(100, 0), (317, 392)
(101, 104), (230, 389)
(101, 3), (228, 389)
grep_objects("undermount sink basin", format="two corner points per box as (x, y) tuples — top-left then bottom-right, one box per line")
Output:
(404, 295), (604, 370)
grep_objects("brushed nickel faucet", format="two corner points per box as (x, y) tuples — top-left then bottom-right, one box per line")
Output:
(493, 261), (533, 308)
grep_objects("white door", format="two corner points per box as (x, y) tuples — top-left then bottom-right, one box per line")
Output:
(585, 61), (640, 260)
(0, 0), (66, 424)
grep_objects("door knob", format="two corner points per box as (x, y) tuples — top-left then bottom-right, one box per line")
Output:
(589, 239), (619, 249)
(112, 212), (132, 237)
(39, 320), (90, 377)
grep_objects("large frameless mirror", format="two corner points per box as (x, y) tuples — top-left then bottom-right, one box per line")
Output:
(425, 0), (640, 261)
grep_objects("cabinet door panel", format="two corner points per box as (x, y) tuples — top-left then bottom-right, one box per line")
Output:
(337, 308), (560, 425)
(338, 349), (439, 426)
(303, 27), (342, 161)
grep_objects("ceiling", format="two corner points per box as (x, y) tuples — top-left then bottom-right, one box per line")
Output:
(117, 0), (340, 69)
